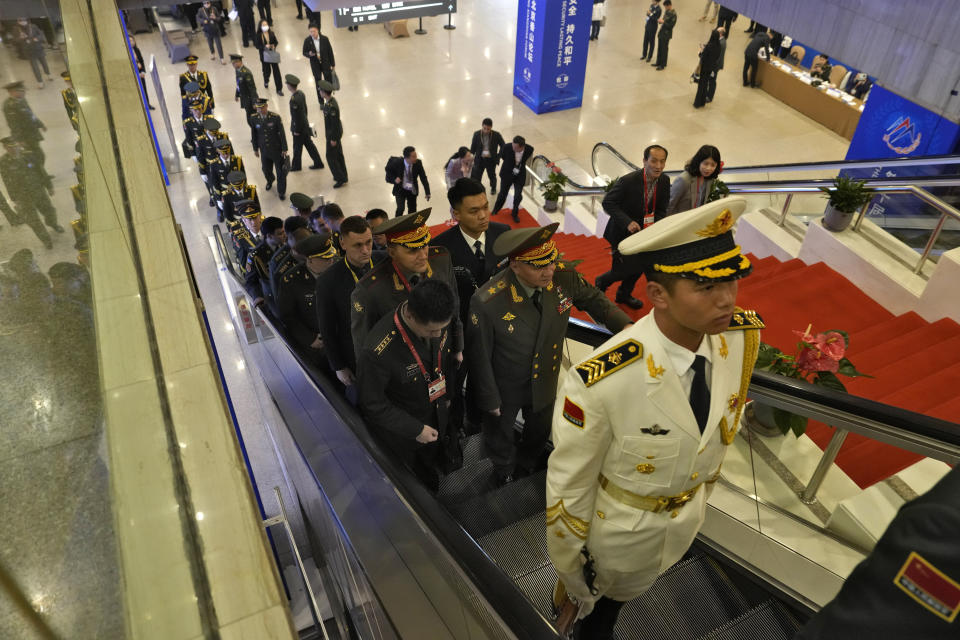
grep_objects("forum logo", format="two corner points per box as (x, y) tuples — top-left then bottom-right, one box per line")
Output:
(883, 116), (922, 154)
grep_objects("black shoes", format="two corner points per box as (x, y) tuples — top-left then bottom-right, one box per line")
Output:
(333, 181), (346, 188)
(309, 163), (323, 170)
(279, 193), (286, 200)
(289, 166), (302, 172)
(265, 181), (273, 191)
(493, 472), (514, 488)
(615, 293), (644, 309)
(512, 213), (520, 223)
(490, 186), (497, 194)
(595, 275), (609, 292)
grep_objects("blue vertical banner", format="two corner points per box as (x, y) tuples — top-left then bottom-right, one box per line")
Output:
(513, 0), (593, 114)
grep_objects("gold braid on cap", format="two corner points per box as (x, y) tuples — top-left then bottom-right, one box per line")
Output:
(653, 246), (747, 278)
(515, 240), (558, 266)
(309, 244), (337, 260)
(387, 225), (431, 248)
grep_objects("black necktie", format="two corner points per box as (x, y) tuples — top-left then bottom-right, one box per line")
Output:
(690, 355), (710, 434)
(532, 289), (542, 313)
(473, 240), (485, 276)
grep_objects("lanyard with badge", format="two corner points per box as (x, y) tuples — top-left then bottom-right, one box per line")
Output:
(394, 307), (447, 402)
(642, 171), (658, 228)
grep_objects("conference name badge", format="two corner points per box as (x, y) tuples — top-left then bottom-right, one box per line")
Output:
(428, 375), (447, 402)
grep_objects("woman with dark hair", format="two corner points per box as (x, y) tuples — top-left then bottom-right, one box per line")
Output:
(693, 29), (722, 108)
(667, 145), (722, 214)
(255, 19), (283, 94)
(444, 146), (475, 189)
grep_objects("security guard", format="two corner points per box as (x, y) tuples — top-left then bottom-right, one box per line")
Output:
(61, 71), (79, 132)
(3, 81), (46, 170)
(318, 80), (347, 188)
(178, 55), (214, 109)
(231, 53), (259, 146)
(231, 199), (262, 270)
(180, 81), (212, 120)
(467, 223), (631, 486)
(244, 215), (285, 311)
(277, 233), (337, 363)
(546, 198), (763, 639)
(222, 170), (260, 223)
(285, 74), (323, 171)
(210, 140), (245, 218)
(252, 98), (289, 200)
(350, 208), (462, 360)
(0, 136), (61, 248)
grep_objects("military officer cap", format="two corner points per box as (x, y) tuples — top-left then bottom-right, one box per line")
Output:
(317, 80), (334, 93)
(184, 81), (201, 94)
(619, 197), (752, 282)
(4, 81), (24, 91)
(284, 74), (300, 86)
(494, 222), (560, 267)
(60, 71), (71, 81)
(203, 118), (221, 131)
(375, 208), (433, 249)
(227, 170), (246, 185)
(0, 136), (18, 147)
(189, 98), (205, 110)
(237, 200), (262, 218)
(295, 233), (337, 260)
(48, 262), (88, 281)
(184, 55), (199, 64)
(229, 53), (243, 61)
(289, 192), (314, 210)
(215, 138), (233, 150)
(255, 97), (269, 107)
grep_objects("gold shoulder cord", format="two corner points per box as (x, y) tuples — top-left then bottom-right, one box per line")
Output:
(722, 328), (761, 445)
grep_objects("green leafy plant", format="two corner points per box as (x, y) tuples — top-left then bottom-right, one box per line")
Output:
(602, 175), (620, 193)
(755, 325), (871, 437)
(819, 175), (875, 213)
(540, 163), (568, 201)
(707, 179), (730, 203)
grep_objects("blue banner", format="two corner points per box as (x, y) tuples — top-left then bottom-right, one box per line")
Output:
(513, 0), (592, 114)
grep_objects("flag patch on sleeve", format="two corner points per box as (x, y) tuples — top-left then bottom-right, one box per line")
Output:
(894, 551), (960, 622)
(562, 397), (585, 429)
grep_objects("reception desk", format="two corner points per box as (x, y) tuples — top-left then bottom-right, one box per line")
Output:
(756, 59), (863, 140)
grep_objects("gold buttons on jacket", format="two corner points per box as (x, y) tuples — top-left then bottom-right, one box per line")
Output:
(636, 463), (655, 474)
(596, 511), (605, 519)
(671, 511), (679, 519)
(534, 353), (539, 358)
(553, 344), (558, 349)
(534, 364), (539, 369)
(690, 472), (699, 480)
(533, 373), (539, 379)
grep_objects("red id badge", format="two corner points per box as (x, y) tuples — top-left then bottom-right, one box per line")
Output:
(428, 375), (447, 402)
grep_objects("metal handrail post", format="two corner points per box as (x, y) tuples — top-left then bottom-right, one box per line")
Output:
(915, 213), (949, 274)
(800, 428), (849, 504)
(778, 194), (794, 226)
(852, 199), (871, 232)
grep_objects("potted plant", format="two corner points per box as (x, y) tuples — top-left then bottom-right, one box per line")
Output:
(751, 325), (871, 437)
(540, 163), (568, 212)
(818, 175), (875, 232)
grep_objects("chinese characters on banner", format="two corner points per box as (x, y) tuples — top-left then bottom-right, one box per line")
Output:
(513, 0), (593, 114)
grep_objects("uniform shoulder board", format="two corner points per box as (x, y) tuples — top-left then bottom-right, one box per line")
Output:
(575, 339), (644, 387)
(428, 246), (449, 257)
(728, 307), (765, 330)
(373, 331), (394, 355)
(357, 258), (391, 288)
(475, 277), (509, 302)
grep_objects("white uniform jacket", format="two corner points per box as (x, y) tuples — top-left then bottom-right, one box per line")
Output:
(546, 308), (762, 602)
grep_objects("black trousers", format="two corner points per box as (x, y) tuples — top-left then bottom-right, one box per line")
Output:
(693, 70), (713, 106)
(655, 33), (671, 67)
(596, 250), (646, 298)
(718, 15), (734, 34)
(642, 27), (657, 60)
(257, 0), (272, 23)
(743, 54), (759, 86)
(261, 154), (287, 196)
(578, 597), (626, 640)
(707, 70), (720, 101)
(482, 401), (553, 474)
(590, 21), (601, 39)
(239, 11), (256, 46)
(394, 190), (417, 217)
(493, 174), (524, 217)
(261, 60), (282, 90)
(326, 139), (348, 183)
(243, 106), (257, 147)
(291, 132), (322, 169)
(471, 155), (498, 191)
(13, 197), (55, 248)
(311, 66), (333, 87)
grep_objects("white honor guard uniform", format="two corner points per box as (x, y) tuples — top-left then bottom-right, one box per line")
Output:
(546, 198), (764, 628)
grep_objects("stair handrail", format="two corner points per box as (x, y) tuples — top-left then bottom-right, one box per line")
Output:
(592, 141), (960, 179)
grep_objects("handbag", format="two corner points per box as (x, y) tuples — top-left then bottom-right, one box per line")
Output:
(262, 49), (281, 64)
(331, 70), (341, 91)
(181, 139), (194, 159)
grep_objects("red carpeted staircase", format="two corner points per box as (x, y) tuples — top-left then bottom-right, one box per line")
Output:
(436, 209), (960, 488)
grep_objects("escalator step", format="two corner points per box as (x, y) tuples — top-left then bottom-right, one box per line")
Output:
(438, 456), (495, 502)
(698, 600), (801, 640)
(460, 432), (486, 467)
(478, 513), (550, 579)
(446, 472), (547, 538)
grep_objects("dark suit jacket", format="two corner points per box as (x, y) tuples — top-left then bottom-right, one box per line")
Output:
(385, 156), (431, 197)
(601, 169), (670, 247)
(316, 251), (387, 374)
(302, 34), (335, 76)
(498, 144), (534, 181)
(469, 129), (505, 163)
(432, 222), (510, 322)
(254, 30), (279, 62)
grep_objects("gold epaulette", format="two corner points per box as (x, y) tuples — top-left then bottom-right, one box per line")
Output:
(728, 307), (764, 330)
(477, 278), (508, 301)
(575, 339), (644, 387)
(373, 331), (394, 355)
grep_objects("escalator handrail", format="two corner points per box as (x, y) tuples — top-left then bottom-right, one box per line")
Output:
(213, 226), (560, 640)
(592, 141), (960, 178)
(529, 153), (596, 190)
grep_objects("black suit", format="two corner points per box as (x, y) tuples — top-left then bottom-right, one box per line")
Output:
(288, 89), (322, 170)
(642, 3), (661, 61)
(385, 156), (430, 216)
(469, 129), (506, 192)
(235, 0), (256, 47)
(302, 34), (335, 85)
(597, 169), (670, 298)
(493, 144), (534, 220)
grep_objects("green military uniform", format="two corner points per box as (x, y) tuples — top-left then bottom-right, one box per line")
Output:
(318, 80), (347, 186)
(350, 209), (463, 359)
(3, 82), (46, 169)
(232, 54), (259, 146)
(467, 223), (631, 481)
(61, 71), (79, 132)
(0, 137), (60, 248)
(268, 244), (296, 296)
(286, 74), (323, 171)
(252, 100), (289, 198)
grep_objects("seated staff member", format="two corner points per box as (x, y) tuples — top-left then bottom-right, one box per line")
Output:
(667, 145), (723, 215)
(467, 223), (632, 486)
(350, 209), (462, 362)
(358, 279), (459, 491)
(546, 198), (763, 639)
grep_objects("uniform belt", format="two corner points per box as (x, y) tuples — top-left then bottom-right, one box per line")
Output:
(598, 471), (721, 514)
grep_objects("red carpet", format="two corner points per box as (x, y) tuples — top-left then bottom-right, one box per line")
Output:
(434, 211), (960, 488)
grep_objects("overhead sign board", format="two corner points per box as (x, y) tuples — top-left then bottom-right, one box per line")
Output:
(333, 1), (457, 27)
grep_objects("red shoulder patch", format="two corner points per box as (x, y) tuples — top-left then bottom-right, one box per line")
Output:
(894, 551), (960, 622)
(562, 397), (585, 429)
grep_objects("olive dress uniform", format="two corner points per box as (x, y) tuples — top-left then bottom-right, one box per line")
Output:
(252, 101), (288, 198)
(233, 55), (259, 146)
(268, 243), (297, 298)
(286, 75), (323, 171)
(467, 223), (631, 480)
(0, 138), (59, 247)
(546, 199), (761, 639)
(3, 85), (46, 169)
(319, 81), (348, 186)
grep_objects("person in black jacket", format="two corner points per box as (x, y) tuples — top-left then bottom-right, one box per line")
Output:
(743, 29), (771, 88)
(653, 0), (676, 70)
(595, 144), (670, 309)
(357, 279), (459, 492)
(693, 29), (722, 108)
(255, 20), (283, 94)
(284, 74), (323, 171)
(319, 80), (347, 188)
(469, 118), (505, 195)
(235, 0), (256, 47)
(717, 5), (737, 34)
(642, 0), (662, 62)
(302, 23), (335, 86)
(385, 146), (430, 217)
(492, 136), (534, 224)
(128, 36), (155, 110)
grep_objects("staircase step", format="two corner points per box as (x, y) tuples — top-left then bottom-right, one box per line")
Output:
(446, 471), (547, 538)
(478, 513), (550, 580)
(849, 319), (960, 371)
(845, 334), (960, 398)
(699, 600), (801, 640)
(844, 312), (926, 357)
(927, 395), (960, 422)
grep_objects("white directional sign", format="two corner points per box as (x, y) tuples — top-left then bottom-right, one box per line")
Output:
(333, 1), (458, 27)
